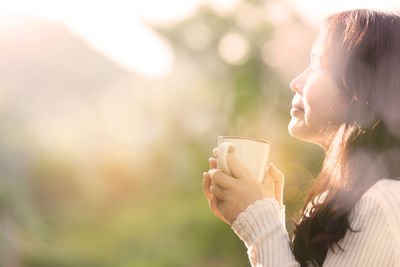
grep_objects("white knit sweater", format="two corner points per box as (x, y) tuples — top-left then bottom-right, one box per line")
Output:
(231, 178), (400, 267)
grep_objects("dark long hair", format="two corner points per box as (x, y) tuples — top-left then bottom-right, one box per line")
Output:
(291, 9), (400, 267)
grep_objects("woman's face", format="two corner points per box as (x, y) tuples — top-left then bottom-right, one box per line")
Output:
(288, 31), (349, 149)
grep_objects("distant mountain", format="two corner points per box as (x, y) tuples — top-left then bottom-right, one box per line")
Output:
(0, 17), (157, 157)
(0, 17), (134, 103)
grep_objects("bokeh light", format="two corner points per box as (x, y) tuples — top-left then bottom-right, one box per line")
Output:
(0, 0), (399, 266)
(218, 32), (250, 65)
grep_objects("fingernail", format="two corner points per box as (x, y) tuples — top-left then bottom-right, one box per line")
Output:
(267, 163), (274, 172)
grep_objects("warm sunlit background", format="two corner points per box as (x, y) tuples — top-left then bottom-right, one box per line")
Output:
(1, 0), (399, 266)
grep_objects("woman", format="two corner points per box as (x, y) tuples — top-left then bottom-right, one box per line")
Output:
(202, 9), (400, 267)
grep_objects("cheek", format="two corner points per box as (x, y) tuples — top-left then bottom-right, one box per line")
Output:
(304, 78), (344, 128)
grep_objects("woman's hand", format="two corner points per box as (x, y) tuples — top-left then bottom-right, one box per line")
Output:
(202, 147), (285, 225)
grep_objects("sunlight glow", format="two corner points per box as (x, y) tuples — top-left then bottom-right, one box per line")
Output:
(264, 0), (292, 25)
(218, 32), (250, 65)
(207, 0), (240, 15)
(1, 0), (399, 77)
(289, 0), (400, 25)
(262, 40), (288, 67)
(0, 0), (203, 78)
(235, 2), (265, 30)
(184, 22), (212, 51)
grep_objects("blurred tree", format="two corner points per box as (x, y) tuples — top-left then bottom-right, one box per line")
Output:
(138, 0), (324, 266)
(0, 0), (326, 266)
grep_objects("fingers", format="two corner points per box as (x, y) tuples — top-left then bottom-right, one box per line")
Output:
(262, 164), (276, 197)
(210, 194), (221, 217)
(209, 183), (227, 200)
(204, 169), (231, 203)
(203, 172), (212, 200)
(213, 147), (219, 158)
(208, 169), (235, 189)
(206, 174), (225, 220)
(275, 181), (284, 208)
(272, 166), (284, 208)
(210, 194), (217, 210)
(209, 194), (219, 219)
(269, 163), (284, 183)
(209, 157), (217, 169)
(212, 146), (253, 180)
(206, 149), (231, 224)
(210, 195), (229, 224)
(267, 163), (284, 208)
(226, 152), (253, 180)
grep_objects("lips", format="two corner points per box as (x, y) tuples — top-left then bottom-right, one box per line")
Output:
(290, 106), (304, 116)
(291, 97), (305, 111)
(292, 105), (304, 110)
(292, 103), (304, 110)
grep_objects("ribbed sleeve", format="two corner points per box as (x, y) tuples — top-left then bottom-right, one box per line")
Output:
(231, 197), (299, 267)
(230, 180), (400, 267)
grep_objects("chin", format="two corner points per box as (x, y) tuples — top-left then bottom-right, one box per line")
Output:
(288, 120), (326, 148)
(288, 119), (313, 142)
(288, 119), (303, 138)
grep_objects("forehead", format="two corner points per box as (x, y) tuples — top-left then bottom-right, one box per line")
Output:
(311, 31), (328, 56)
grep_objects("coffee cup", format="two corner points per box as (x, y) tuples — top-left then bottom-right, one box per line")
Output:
(217, 136), (270, 183)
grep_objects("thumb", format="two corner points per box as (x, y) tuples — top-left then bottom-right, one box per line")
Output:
(262, 163), (275, 197)
(262, 163), (274, 185)
(268, 163), (284, 184)
(268, 163), (284, 208)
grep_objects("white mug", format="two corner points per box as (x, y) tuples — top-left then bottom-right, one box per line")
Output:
(217, 136), (270, 183)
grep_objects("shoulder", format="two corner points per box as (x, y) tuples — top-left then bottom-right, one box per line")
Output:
(358, 178), (400, 211)
(350, 178), (400, 231)
(367, 178), (400, 191)
(325, 179), (400, 266)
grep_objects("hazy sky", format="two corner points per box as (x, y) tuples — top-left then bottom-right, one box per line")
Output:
(1, 0), (399, 78)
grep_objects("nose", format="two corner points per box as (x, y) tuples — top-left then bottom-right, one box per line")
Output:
(290, 72), (305, 94)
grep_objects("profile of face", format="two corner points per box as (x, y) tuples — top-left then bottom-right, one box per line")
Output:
(288, 30), (349, 149)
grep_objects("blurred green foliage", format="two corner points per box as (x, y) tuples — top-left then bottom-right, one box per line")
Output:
(0, 0), (326, 266)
